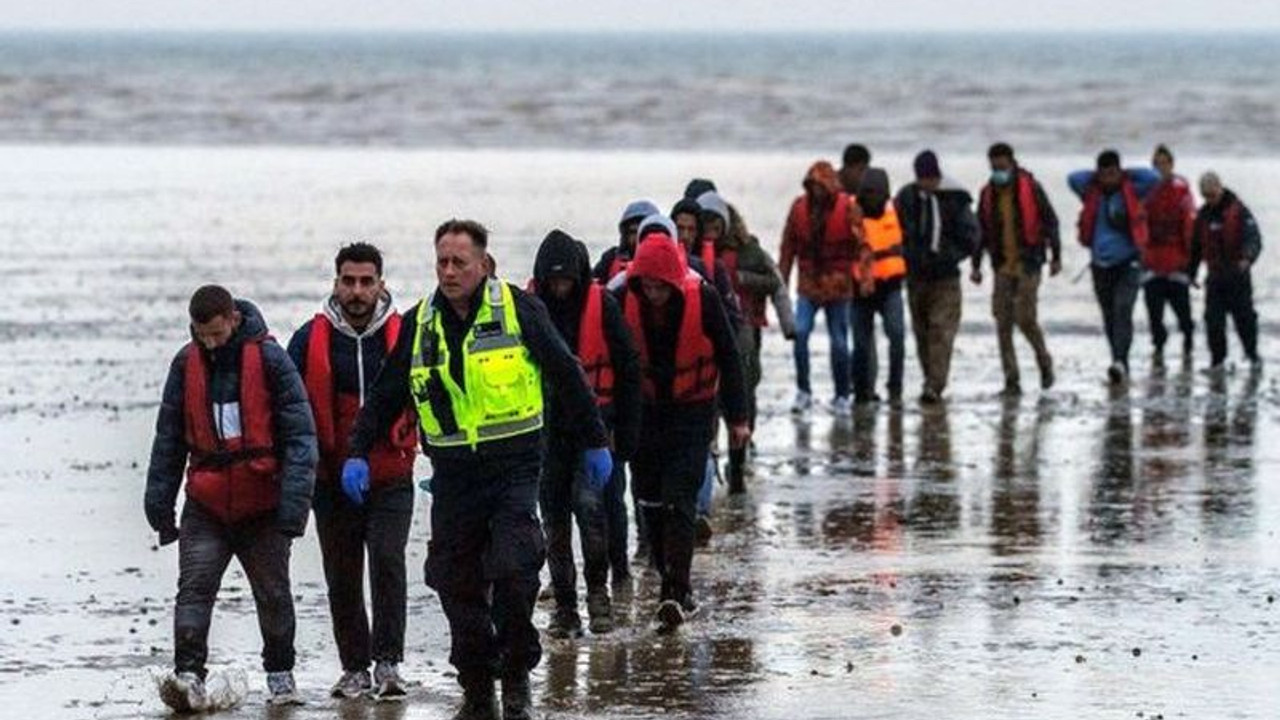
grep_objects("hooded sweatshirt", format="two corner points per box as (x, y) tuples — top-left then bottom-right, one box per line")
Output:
(534, 229), (643, 458)
(622, 239), (748, 426)
(780, 160), (858, 304)
(593, 199), (661, 282)
(147, 299), (318, 536)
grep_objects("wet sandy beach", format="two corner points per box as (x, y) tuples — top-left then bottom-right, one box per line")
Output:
(1, 147), (1276, 719)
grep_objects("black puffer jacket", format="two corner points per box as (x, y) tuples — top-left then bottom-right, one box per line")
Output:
(534, 230), (642, 459)
(895, 178), (980, 281)
(145, 300), (318, 537)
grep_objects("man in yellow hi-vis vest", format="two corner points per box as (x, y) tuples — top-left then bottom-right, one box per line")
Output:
(346, 219), (611, 720)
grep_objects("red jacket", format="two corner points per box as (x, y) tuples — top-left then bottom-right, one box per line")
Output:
(577, 283), (616, 406)
(183, 339), (281, 523)
(304, 313), (416, 487)
(1142, 176), (1196, 276)
(780, 192), (857, 303)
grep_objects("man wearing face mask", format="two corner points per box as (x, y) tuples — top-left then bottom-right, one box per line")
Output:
(1069, 150), (1160, 384)
(850, 167), (907, 405)
(972, 143), (1062, 397)
(287, 243), (417, 700)
(895, 151), (979, 404)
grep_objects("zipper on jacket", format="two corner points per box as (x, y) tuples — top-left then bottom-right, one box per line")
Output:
(356, 335), (366, 407)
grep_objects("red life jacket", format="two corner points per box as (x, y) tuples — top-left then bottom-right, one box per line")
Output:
(786, 192), (857, 275)
(979, 170), (1044, 248)
(623, 277), (719, 403)
(1078, 177), (1149, 250)
(717, 247), (767, 327)
(577, 283), (615, 406)
(1142, 177), (1195, 275)
(183, 339), (281, 524)
(699, 239), (716, 282)
(304, 313), (416, 486)
(1199, 199), (1246, 276)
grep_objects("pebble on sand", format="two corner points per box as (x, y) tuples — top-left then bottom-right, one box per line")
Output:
(1131, 647), (1141, 657)
(890, 624), (903, 637)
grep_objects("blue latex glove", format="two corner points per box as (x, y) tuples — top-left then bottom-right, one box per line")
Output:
(583, 447), (613, 493)
(341, 458), (370, 506)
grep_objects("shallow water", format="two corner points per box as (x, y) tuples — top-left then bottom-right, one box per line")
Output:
(0, 147), (1277, 719)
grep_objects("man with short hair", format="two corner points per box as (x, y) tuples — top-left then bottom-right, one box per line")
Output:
(1190, 172), (1263, 372)
(1142, 144), (1198, 362)
(287, 243), (415, 700)
(146, 285), (317, 711)
(839, 143), (871, 196)
(347, 220), (611, 720)
(1069, 150), (1160, 384)
(972, 142), (1061, 396)
(895, 151), (979, 403)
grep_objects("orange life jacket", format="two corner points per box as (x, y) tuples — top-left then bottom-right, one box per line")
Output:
(577, 283), (615, 406)
(623, 277), (718, 403)
(862, 205), (907, 282)
(183, 339), (280, 523)
(304, 313), (417, 486)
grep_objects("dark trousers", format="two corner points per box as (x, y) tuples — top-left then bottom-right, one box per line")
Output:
(174, 502), (295, 679)
(425, 451), (545, 688)
(629, 411), (713, 605)
(1091, 263), (1141, 368)
(602, 460), (630, 579)
(313, 481), (413, 672)
(539, 445), (609, 609)
(1205, 273), (1259, 365)
(1143, 276), (1194, 351)
(907, 276), (962, 396)
(851, 286), (906, 400)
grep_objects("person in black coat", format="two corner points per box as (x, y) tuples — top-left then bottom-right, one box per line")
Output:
(145, 285), (317, 711)
(531, 229), (641, 638)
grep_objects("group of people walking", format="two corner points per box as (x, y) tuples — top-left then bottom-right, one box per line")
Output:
(141, 143), (1262, 719)
(784, 142), (1263, 413)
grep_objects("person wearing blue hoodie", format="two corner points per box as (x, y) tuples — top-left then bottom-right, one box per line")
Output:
(1069, 150), (1159, 384)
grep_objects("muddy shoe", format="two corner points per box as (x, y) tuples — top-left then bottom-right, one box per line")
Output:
(501, 672), (534, 720)
(1107, 362), (1128, 385)
(999, 381), (1022, 399)
(656, 599), (685, 634)
(266, 671), (303, 706)
(546, 606), (583, 639)
(1040, 364), (1055, 391)
(330, 669), (371, 699)
(695, 514), (713, 545)
(159, 671), (207, 713)
(372, 661), (407, 701)
(587, 590), (614, 635)
(452, 682), (499, 720)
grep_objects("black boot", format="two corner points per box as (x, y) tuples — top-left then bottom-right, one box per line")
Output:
(727, 447), (747, 495)
(501, 672), (534, 720)
(452, 678), (499, 720)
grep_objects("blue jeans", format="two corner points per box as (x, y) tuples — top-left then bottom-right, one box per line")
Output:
(793, 296), (852, 399)
(851, 286), (906, 400)
(696, 453), (715, 516)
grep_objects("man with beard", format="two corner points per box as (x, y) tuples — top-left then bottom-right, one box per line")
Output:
(530, 230), (641, 637)
(346, 220), (610, 720)
(287, 243), (416, 700)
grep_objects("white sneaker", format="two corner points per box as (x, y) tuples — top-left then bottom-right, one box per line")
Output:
(790, 390), (813, 415)
(372, 661), (407, 701)
(159, 671), (207, 713)
(266, 671), (303, 706)
(831, 396), (853, 418)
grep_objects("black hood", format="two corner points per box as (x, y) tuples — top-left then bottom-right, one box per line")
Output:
(534, 229), (592, 333)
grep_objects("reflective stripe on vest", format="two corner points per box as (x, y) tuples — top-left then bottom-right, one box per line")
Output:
(863, 205), (907, 281)
(408, 279), (543, 449)
(577, 283), (615, 406)
(623, 276), (719, 403)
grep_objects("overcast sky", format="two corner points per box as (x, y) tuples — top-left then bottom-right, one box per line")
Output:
(5, 0), (1280, 32)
